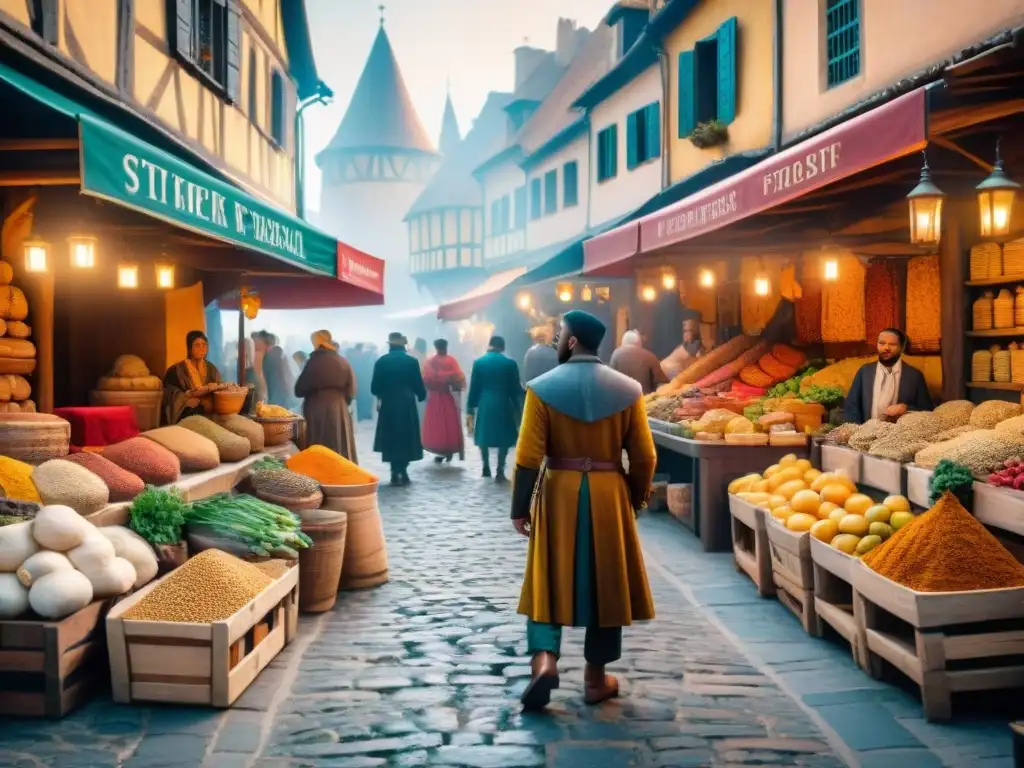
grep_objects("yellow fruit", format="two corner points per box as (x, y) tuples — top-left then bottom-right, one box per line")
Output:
(764, 464), (781, 478)
(855, 534), (883, 556)
(744, 492), (770, 505)
(828, 507), (848, 523)
(864, 505), (892, 524)
(817, 501), (839, 520)
(869, 522), (893, 540)
(771, 505), (794, 521)
(834, 473), (858, 492)
(838, 514), (869, 536)
(804, 468), (822, 484)
(883, 495), (910, 513)
(779, 453), (798, 468)
(831, 533), (861, 554)
(811, 519), (839, 542)
(810, 472), (836, 493)
(728, 473), (761, 494)
(820, 483), (852, 506)
(795, 459), (813, 473)
(790, 489), (821, 515)
(786, 513), (817, 532)
(844, 493), (874, 516)
(890, 511), (915, 530)
(776, 479), (809, 500)
(768, 467), (804, 491)
(766, 494), (789, 510)
(752, 480), (771, 493)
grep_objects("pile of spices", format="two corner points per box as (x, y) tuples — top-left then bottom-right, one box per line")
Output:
(123, 549), (272, 623)
(863, 492), (1024, 592)
(905, 255), (941, 351)
(286, 445), (379, 485)
(0, 456), (41, 502)
(821, 255), (866, 343)
(864, 260), (899, 343)
(252, 559), (292, 580)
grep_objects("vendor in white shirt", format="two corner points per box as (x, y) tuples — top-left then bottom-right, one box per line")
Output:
(845, 328), (933, 424)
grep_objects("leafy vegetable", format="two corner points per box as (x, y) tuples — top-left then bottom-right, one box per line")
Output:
(250, 455), (285, 473)
(743, 404), (765, 422)
(929, 459), (975, 506)
(186, 493), (311, 559)
(798, 385), (844, 406)
(129, 486), (188, 545)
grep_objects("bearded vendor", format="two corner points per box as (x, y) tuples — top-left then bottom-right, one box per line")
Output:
(162, 330), (223, 424)
(659, 317), (705, 380)
(845, 328), (933, 424)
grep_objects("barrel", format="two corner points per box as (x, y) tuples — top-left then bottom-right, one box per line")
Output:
(321, 483), (388, 590)
(298, 512), (348, 612)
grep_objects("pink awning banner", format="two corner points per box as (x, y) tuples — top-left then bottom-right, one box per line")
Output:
(437, 267), (527, 321)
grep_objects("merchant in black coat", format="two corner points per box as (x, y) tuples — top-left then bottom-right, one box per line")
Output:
(371, 332), (427, 486)
(845, 328), (934, 425)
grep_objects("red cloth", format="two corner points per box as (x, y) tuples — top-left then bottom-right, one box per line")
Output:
(53, 406), (139, 449)
(421, 354), (466, 457)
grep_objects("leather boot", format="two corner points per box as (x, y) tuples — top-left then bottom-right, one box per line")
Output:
(583, 663), (619, 705)
(520, 651), (559, 710)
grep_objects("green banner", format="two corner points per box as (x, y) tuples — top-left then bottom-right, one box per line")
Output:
(78, 114), (336, 277)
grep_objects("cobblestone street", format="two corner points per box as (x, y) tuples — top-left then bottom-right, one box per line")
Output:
(0, 422), (1016, 767)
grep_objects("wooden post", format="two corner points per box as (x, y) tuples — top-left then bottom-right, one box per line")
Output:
(236, 286), (246, 386)
(939, 207), (965, 402)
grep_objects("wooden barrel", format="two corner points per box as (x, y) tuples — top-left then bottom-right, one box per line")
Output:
(298, 512), (348, 612)
(322, 485), (388, 590)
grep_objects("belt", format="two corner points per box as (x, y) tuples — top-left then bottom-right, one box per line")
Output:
(545, 457), (623, 473)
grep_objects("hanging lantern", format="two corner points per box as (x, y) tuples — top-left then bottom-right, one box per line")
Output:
(240, 290), (261, 320)
(68, 234), (96, 269)
(977, 139), (1020, 240)
(595, 286), (611, 301)
(23, 236), (49, 273)
(754, 275), (770, 297)
(155, 263), (175, 289)
(581, 285), (593, 302)
(556, 282), (574, 303)
(907, 152), (945, 248)
(823, 258), (839, 281)
(661, 270), (677, 290)
(117, 263), (139, 289)
(640, 285), (657, 303)
(516, 291), (531, 310)
(698, 267), (715, 288)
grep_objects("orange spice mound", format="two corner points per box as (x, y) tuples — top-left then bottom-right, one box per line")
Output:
(862, 491), (1024, 592)
(286, 445), (378, 485)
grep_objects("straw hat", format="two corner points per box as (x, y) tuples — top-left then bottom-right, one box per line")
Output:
(311, 330), (338, 351)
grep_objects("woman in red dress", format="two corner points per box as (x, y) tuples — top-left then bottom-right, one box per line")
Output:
(421, 339), (467, 464)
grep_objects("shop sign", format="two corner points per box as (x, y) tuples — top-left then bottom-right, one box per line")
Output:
(78, 115), (337, 277)
(338, 244), (385, 295)
(638, 87), (929, 253)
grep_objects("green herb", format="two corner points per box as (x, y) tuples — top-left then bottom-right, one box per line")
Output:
(743, 404), (764, 422)
(798, 385), (844, 406)
(929, 459), (975, 506)
(129, 486), (188, 545)
(0, 514), (30, 527)
(250, 455), (285, 473)
(185, 493), (311, 559)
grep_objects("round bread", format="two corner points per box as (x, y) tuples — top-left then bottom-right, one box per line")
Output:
(64, 452), (145, 502)
(102, 437), (181, 485)
(32, 459), (110, 515)
(140, 426), (220, 473)
(212, 414), (264, 453)
(178, 416), (250, 462)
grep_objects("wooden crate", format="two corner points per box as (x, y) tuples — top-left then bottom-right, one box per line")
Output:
(728, 495), (775, 597)
(905, 465), (933, 509)
(667, 483), (692, 523)
(106, 565), (298, 707)
(809, 537), (867, 666)
(765, 518), (819, 635)
(860, 454), (904, 496)
(852, 562), (1024, 721)
(0, 599), (114, 718)
(820, 444), (862, 483)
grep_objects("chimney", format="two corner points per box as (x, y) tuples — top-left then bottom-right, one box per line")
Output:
(556, 18), (578, 65)
(514, 45), (548, 90)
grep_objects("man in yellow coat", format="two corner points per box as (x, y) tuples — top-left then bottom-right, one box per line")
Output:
(512, 310), (657, 711)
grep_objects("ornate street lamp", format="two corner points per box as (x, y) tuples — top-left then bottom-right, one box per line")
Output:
(907, 153), (945, 248)
(977, 139), (1020, 240)
(23, 236), (49, 273)
(117, 263), (139, 289)
(68, 234), (96, 269)
(698, 267), (715, 288)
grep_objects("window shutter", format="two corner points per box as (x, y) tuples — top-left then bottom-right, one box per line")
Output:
(646, 103), (660, 162)
(626, 112), (638, 170)
(168, 0), (193, 59)
(226, 0), (242, 103)
(608, 124), (618, 178)
(717, 17), (738, 125)
(677, 51), (696, 137)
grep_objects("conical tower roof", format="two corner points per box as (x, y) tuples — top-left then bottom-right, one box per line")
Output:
(318, 25), (436, 161)
(438, 92), (461, 156)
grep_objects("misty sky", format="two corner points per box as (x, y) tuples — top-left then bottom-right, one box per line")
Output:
(302, 0), (617, 210)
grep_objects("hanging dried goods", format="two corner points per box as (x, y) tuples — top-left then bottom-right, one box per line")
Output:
(795, 274), (823, 344)
(904, 256), (941, 351)
(864, 260), (900, 343)
(821, 255), (866, 342)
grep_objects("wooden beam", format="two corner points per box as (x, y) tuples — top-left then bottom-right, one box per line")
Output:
(931, 99), (1024, 135)
(930, 135), (995, 172)
(0, 170), (79, 186)
(940, 205), (966, 402)
(0, 139), (79, 151)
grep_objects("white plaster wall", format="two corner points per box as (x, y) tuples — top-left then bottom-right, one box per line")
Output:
(525, 135), (590, 252)
(481, 162), (527, 263)
(589, 64), (663, 229)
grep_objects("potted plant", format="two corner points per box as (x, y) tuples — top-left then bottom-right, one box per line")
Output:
(689, 120), (729, 149)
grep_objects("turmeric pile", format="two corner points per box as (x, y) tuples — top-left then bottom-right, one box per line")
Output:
(286, 445), (378, 485)
(0, 455), (40, 502)
(863, 491), (1024, 592)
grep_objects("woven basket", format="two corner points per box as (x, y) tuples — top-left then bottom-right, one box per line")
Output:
(972, 350), (993, 382)
(994, 350), (1012, 383)
(974, 292), (994, 331)
(212, 389), (247, 415)
(253, 416), (303, 447)
(0, 414), (70, 464)
(256, 488), (324, 511)
(995, 289), (1015, 329)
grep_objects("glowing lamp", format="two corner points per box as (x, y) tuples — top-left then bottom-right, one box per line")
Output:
(907, 153), (945, 248)
(977, 141), (1019, 240)
(661, 271), (677, 290)
(23, 236), (49, 273)
(581, 285), (593, 302)
(68, 235), (96, 269)
(155, 263), (175, 289)
(640, 285), (657, 303)
(556, 282), (574, 303)
(698, 268), (715, 288)
(516, 292), (531, 310)
(823, 259), (839, 281)
(754, 275), (770, 297)
(117, 263), (139, 289)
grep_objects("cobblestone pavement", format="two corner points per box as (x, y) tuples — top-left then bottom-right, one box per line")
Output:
(0, 421), (1016, 767)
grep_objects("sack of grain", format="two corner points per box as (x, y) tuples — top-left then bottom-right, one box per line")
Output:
(141, 426), (220, 473)
(932, 400), (975, 430)
(213, 414), (265, 453)
(249, 468), (321, 506)
(970, 400), (1022, 429)
(915, 431), (1019, 474)
(112, 355), (149, 378)
(178, 416), (250, 462)
(102, 437), (181, 485)
(32, 459), (110, 515)
(64, 452), (145, 502)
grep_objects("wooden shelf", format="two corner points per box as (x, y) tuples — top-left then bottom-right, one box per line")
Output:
(967, 382), (1024, 391)
(965, 275), (1024, 287)
(966, 329), (1024, 337)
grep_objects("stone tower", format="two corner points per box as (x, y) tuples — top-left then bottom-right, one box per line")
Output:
(316, 22), (440, 308)
(438, 92), (461, 157)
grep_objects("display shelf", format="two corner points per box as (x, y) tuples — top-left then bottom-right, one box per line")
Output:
(860, 454), (905, 496)
(809, 537), (867, 668)
(966, 382), (1024, 391)
(820, 444), (862, 482)
(965, 275), (1024, 288)
(728, 495), (774, 597)
(966, 329), (1024, 338)
(905, 465), (933, 509)
(765, 516), (819, 636)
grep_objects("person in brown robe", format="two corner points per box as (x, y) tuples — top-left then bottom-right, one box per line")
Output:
(294, 330), (358, 461)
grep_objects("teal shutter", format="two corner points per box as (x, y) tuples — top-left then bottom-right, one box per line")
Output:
(626, 112), (638, 170)
(608, 124), (618, 178)
(717, 17), (738, 124)
(646, 103), (661, 161)
(677, 51), (696, 137)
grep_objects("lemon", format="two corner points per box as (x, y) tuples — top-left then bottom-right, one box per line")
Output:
(768, 467), (804, 492)
(868, 522), (893, 540)
(795, 458), (813, 473)
(764, 464), (781, 478)
(771, 505), (795, 521)
(779, 453), (798, 468)
(786, 513), (817, 532)
(838, 514), (869, 536)
(864, 505), (892, 524)
(831, 533), (861, 554)
(844, 493), (874, 516)
(855, 534), (883, 556)
(820, 483), (852, 506)
(790, 489), (821, 515)
(810, 518), (839, 542)
(817, 501), (839, 520)
(804, 468), (822, 485)
(883, 495), (910, 513)
(776, 479), (809, 500)
(828, 507), (848, 523)
(810, 472), (835, 493)
(890, 511), (915, 530)
(753, 479), (771, 493)
(766, 494), (789, 510)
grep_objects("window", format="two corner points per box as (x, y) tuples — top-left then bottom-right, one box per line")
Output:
(500, 195), (511, 233)
(597, 125), (618, 183)
(563, 161), (579, 208)
(530, 179), (543, 220)
(826, 0), (861, 88)
(514, 185), (527, 228)
(270, 70), (286, 147)
(677, 17), (737, 137)
(490, 199), (500, 235)
(544, 170), (558, 215)
(627, 102), (660, 170)
(170, 0), (242, 102)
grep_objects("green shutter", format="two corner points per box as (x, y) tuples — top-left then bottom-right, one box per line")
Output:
(677, 51), (696, 137)
(626, 112), (638, 170)
(646, 103), (661, 162)
(609, 124), (618, 178)
(717, 17), (738, 125)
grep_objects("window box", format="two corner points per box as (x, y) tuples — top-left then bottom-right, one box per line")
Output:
(688, 119), (729, 149)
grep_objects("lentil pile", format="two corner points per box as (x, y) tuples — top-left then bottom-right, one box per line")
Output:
(863, 491), (1024, 592)
(123, 549), (272, 622)
(286, 445), (379, 485)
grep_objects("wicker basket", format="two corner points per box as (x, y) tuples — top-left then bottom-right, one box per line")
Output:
(212, 389), (248, 416)
(88, 389), (162, 431)
(256, 488), (323, 511)
(298, 514), (348, 612)
(974, 291), (995, 331)
(0, 414), (70, 464)
(253, 416), (303, 447)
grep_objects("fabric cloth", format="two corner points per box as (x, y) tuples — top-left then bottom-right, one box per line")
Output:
(564, 310), (607, 351)
(161, 359), (221, 425)
(263, 346), (297, 410)
(522, 344), (558, 385)
(871, 360), (902, 421)
(467, 351), (523, 450)
(609, 344), (669, 395)
(53, 406), (139, 448)
(312, 330), (338, 351)
(845, 358), (933, 424)
(371, 347), (426, 463)
(514, 357), (656, 628)
(421, 353), (466, 459)
(294, 347), (358, 461)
